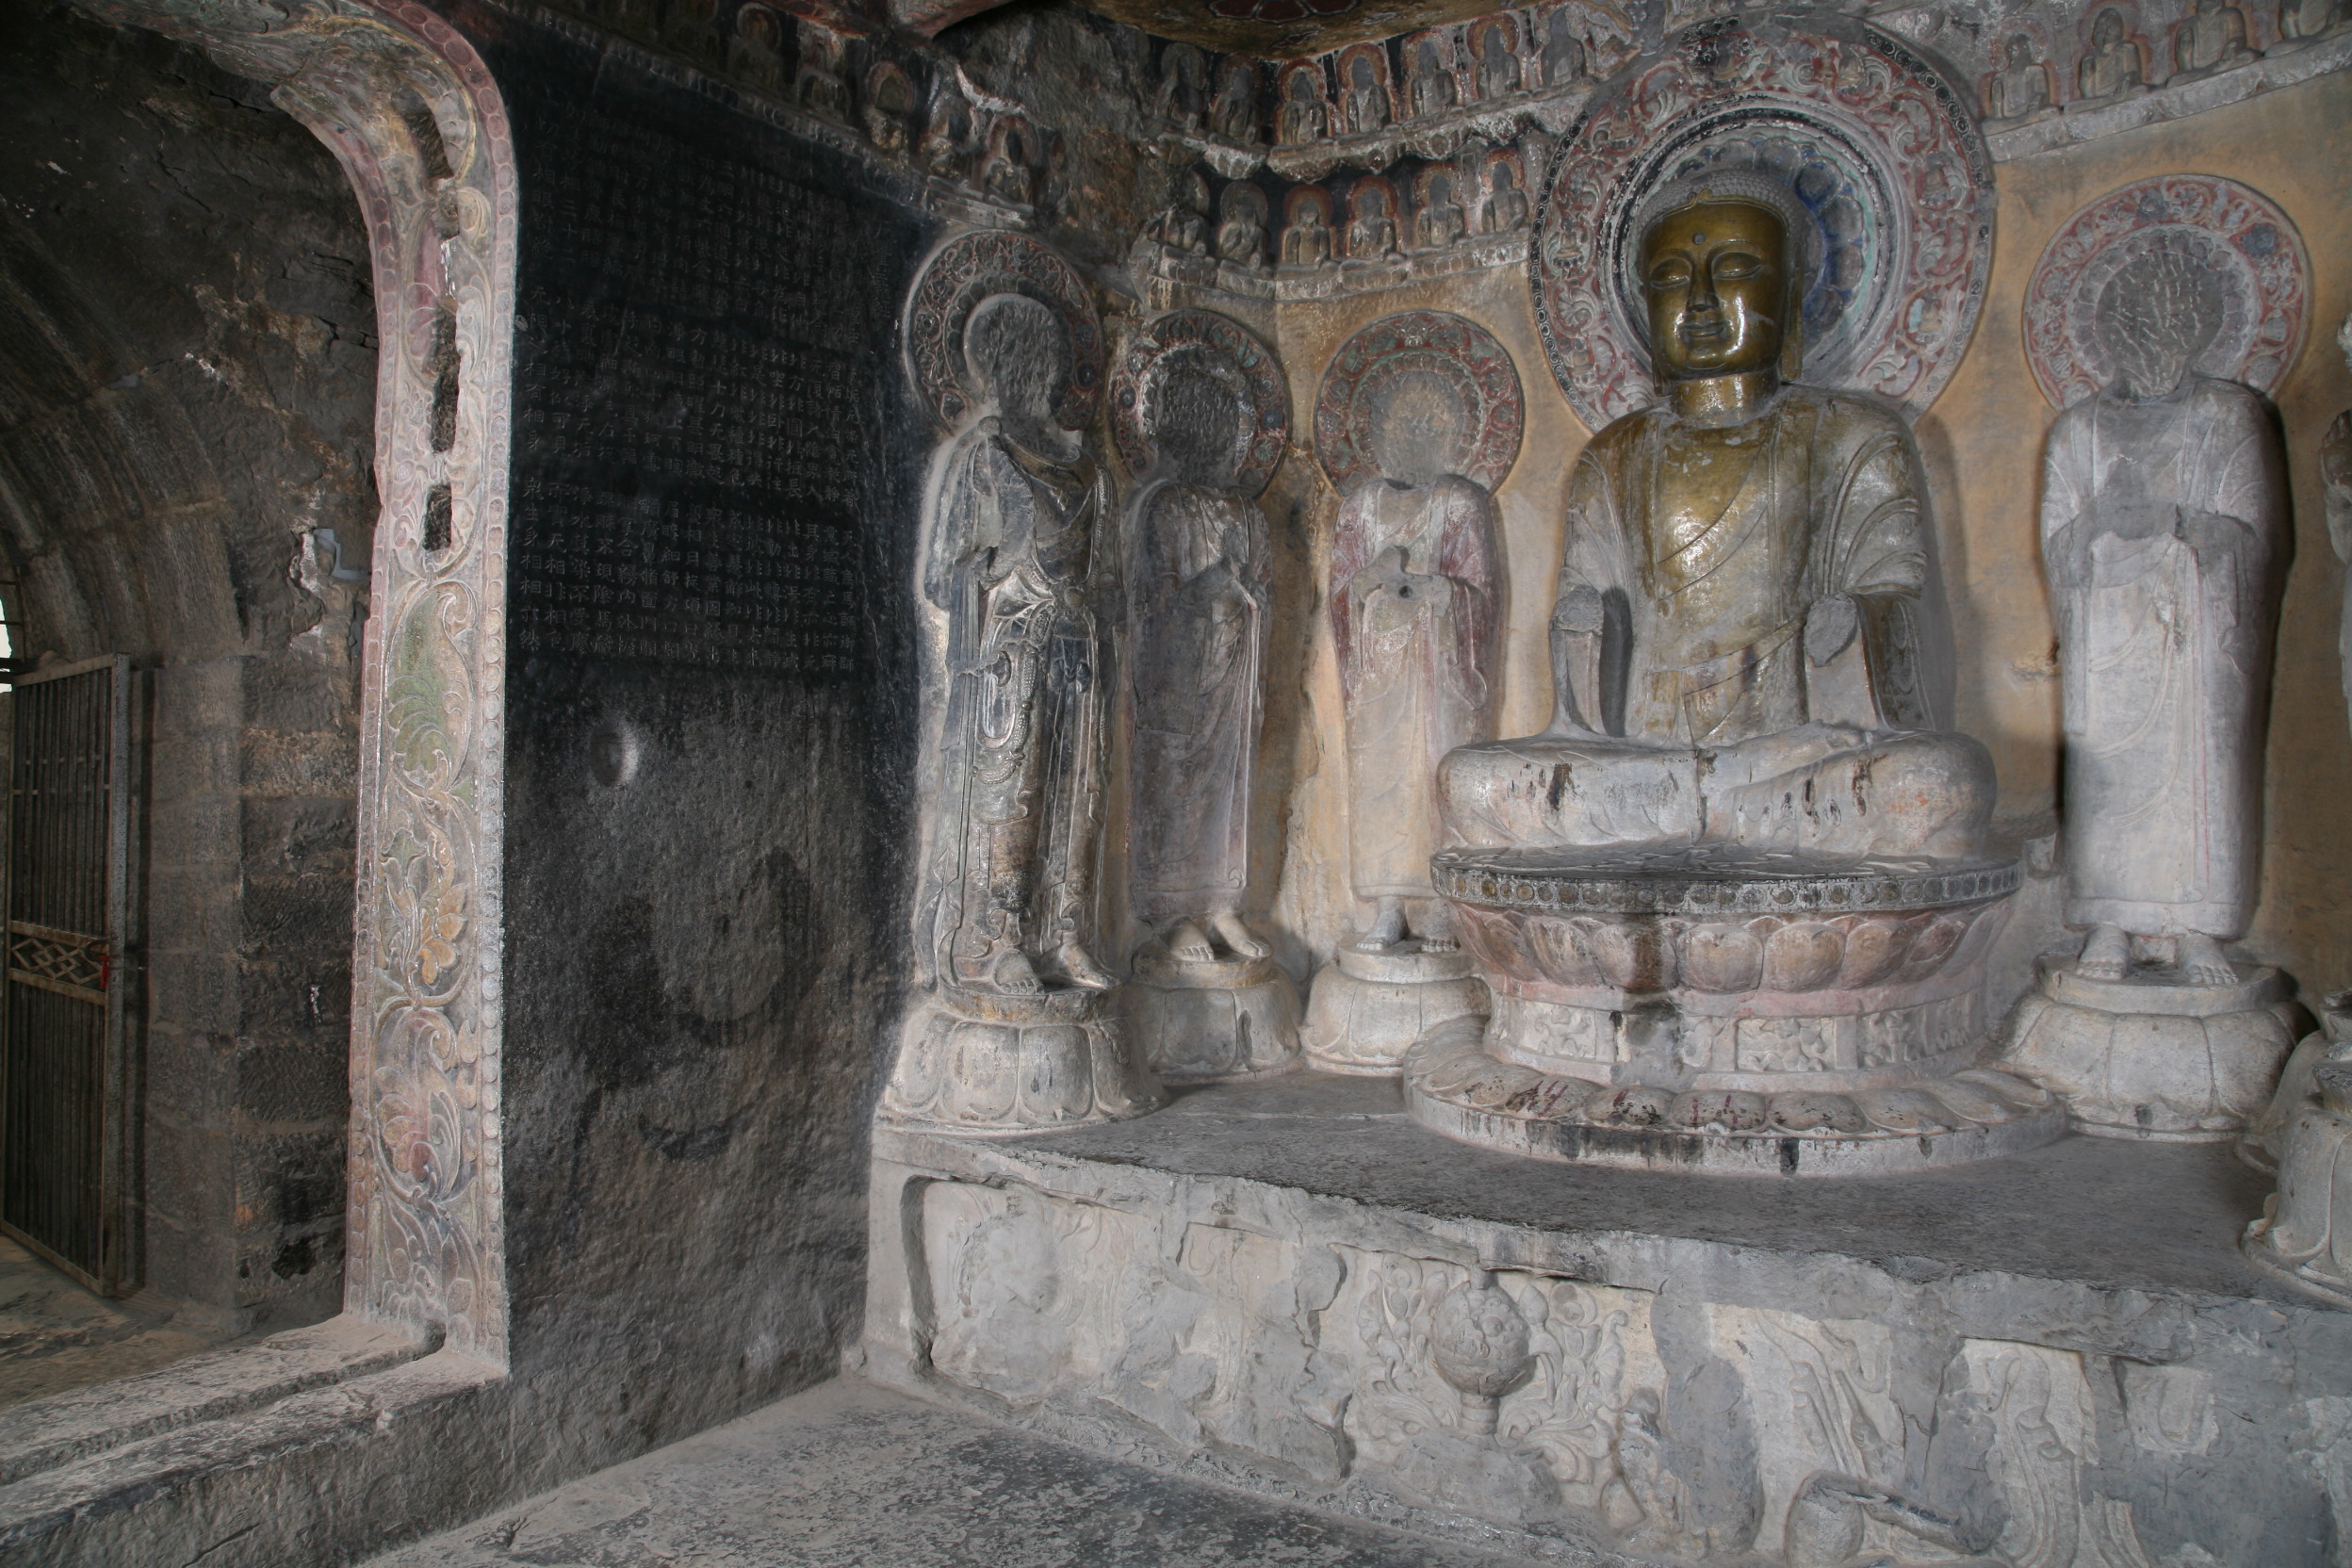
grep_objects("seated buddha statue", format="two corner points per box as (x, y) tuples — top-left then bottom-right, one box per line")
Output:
(1438, 172), (1996, 865)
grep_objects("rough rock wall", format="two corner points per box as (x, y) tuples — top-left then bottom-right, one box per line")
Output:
(0, 4), (373, 1326)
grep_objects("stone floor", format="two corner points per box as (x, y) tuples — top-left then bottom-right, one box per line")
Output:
(0, 1237), (237, 1412)
(366, 1377), (1553, 1568)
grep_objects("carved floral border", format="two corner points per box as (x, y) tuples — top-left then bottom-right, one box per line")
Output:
(70, 0), (515, 1364)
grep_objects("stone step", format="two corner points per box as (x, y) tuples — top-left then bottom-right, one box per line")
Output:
(363, 1376), (1563, 1568)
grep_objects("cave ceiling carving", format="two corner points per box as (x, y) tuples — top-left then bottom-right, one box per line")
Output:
(895, 0), (1587, 57)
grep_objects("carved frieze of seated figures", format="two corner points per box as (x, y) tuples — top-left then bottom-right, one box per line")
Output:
(1409, 172), (2058, 1172)
(2002, 237), (2298, 1143)
(882, 233), (1159, 1134)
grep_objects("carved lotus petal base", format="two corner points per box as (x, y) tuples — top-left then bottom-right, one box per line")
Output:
(2001, 960), (2306, 1143)
(880, 984), (1166, 1135)
(2244, 1060), (2352, 1310)
(1120, 947), (1302, 1083)
(1303, 939), (1490, 1076)
(1404, 1014), (2066, 1175)
(2243, 1003), (2352, 1175)
(1408, 851), (2059, 1170)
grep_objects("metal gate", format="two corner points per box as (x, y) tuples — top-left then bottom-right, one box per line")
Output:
(0, 655), (132, 1294)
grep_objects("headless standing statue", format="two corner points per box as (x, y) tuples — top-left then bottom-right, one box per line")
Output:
(2042, 245), (2286, 987)
(1331, 376), (1500, 952)
(2005, 243), (2297, 1145)
(1128, 367), (1272, 964)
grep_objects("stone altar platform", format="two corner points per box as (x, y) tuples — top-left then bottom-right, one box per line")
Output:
(1408, 847), (2065, 1173)
(865, 1073), (2347, 1568)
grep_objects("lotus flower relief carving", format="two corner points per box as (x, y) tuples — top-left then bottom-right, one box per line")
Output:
(1432, 1273), (1535, 1433)
(1452, 904), (2008, 1004)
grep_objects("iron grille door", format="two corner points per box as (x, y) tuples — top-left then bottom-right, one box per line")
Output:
(1, 654), (132, 1293)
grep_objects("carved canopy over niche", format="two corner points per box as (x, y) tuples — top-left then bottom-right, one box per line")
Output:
(1529, 11), (1995, 431)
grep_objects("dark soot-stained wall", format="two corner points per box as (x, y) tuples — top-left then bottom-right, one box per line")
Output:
(476, 12), (925, 1446)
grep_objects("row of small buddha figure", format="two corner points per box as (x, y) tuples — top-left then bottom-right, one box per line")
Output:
(1151, 10), (1596, 149)
(1984, 0), (2348, 122)
(1151, 156), (1537, 271)
(588, 0), (1054, 207)
(1269, 161), (1534, 269)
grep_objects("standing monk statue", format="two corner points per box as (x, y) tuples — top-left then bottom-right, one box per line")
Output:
(920, 293), (1117, 997)
(1127, 362), (1273, 964)
(1331, 369), (1501, 952)
(1439, 172), (1995, 864)
(2041, 243), (2287, 986)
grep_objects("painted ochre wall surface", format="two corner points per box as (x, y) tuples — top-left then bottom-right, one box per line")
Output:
(1251, 65), (2352, 1001)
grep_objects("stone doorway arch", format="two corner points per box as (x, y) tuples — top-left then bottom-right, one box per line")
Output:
(65, 0), (517, 1366)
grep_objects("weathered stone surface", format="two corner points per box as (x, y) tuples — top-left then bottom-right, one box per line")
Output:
(869, 1074), (2349, 1567)
(0, 8), (372, 1325)
(2004, 959), (2304, 1139)
(1304, 941), (1489, 1075)
(367, 1376), (1555, 1568)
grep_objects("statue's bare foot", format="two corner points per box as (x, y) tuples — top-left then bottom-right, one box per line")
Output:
(1354, 901), (1406, 953)
(987, 950), (1042, 996)
(2077, 924), (2129, 981)
(1057, 941), (1117, 991)
(1210, 910), (1268, 959)
(2177, 932), (2237, 988)
(1165, 919), (1215, 963)
(1420, 906), (1458, 955)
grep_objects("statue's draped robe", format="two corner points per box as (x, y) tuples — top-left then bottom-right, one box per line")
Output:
(918, 421), (1108, 990)
(1441, 385), (1990, 861)
(2043, 375), (2285, 938)
(1332, 474), (1498, 900)
(1128, 481), (1267, 923)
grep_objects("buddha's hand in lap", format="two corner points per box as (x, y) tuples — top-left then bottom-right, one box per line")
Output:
(1803, 593), (1859, 665)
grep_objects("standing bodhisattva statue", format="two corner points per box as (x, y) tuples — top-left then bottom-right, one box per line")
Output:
(1439, 172), (1995, 863)
(919, 293), (1117, 998)
(2041, 243), (2287, 986)
(1127, 364), (1272, 963)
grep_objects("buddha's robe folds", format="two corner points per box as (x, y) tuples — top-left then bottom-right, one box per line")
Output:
(1440, 385), (1995, 863)
(2043, 375), (2285, 939)
(1128, 480), (1267, 923)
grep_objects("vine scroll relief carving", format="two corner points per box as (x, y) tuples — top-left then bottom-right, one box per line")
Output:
(70, 0), (517, 1364)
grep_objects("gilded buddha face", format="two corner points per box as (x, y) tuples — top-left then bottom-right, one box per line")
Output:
(1642, 198), (1788, 382)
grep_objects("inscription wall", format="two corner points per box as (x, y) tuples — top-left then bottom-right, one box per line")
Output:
(512, 118), (905, 678)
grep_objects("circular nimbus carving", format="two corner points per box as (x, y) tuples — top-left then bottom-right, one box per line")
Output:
(1529, 13), (1995, 432)
(1109, 308), (1289, 498)
(904, 228), (1105, 432)
(1313, 310), (1524, 494)
(2022, 175), (2310, 409)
